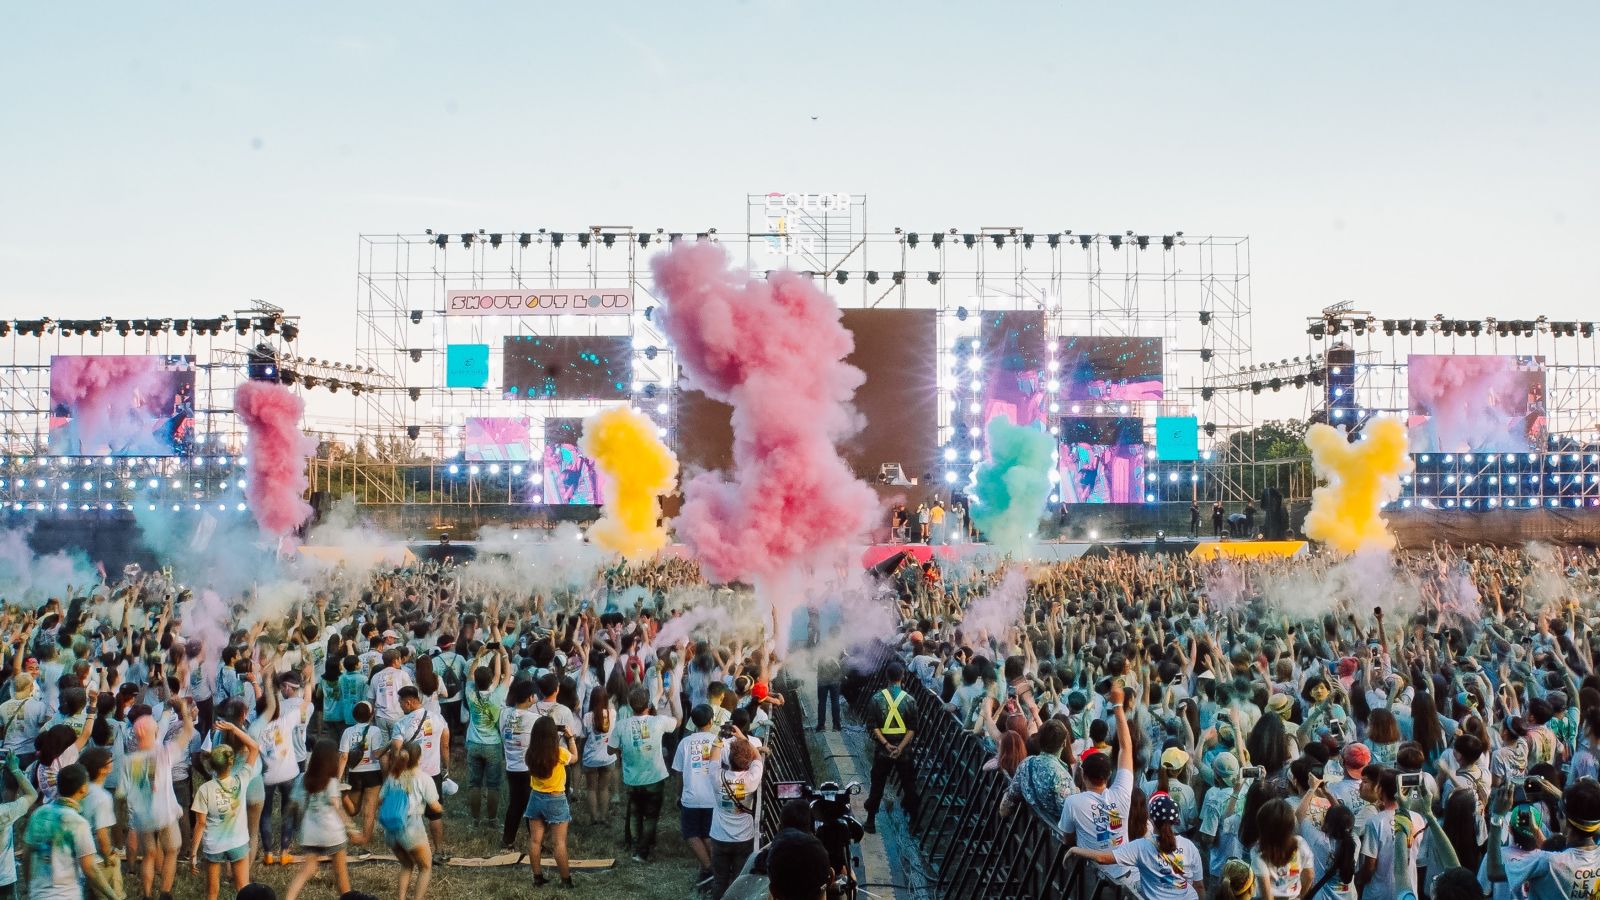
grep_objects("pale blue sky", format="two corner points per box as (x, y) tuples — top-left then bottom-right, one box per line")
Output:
(2, 3), (1596, 424)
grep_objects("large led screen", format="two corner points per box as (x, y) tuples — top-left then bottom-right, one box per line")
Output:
(1056, 336), (1164, 402)
(49, 355), (196, 456)
(1407, 355), (1546, 453)
(463, 417), (531, 462)
(1058, 417), (1146, 504)
(542, 418), (605, 505)
(502, 336), (631, 400)
(978, 310), (1048, 430)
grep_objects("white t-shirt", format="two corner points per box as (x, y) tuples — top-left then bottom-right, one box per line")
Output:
(1109, 834), (1204, 900)
(673, 731), (722, 810)
(0, 794), (32, 886)
(24, 802), (96, 900)
(581, 711), (617, 769)
(123, 744), (182, 831)
(292, 777), (347, 848)
(531, 699), (580, 736)
(340, 723), (386, 772)
(711, 759), (764, 843)
(1514, 843), (1600, 900)
(1059, 771), (1134, 882)
(1252, 837), (1314, 900)
(191, 775), (250, 854)
(1300, 820), (1363, 900)
(252, 715), (300, 786)
(393, 709), (446, 777)
(369, 667), (413, 722)
(1360, 808), (1423, 900)
(499, 707), (538, 773)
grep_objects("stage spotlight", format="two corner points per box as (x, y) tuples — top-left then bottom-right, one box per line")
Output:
(1250, 381), (1263, 394)
(173, 319), (189, 336)
(1079, 234), (1092, 249)
(1022, 234), (1034, 249)
(928, 272), (940, 285)
(519, 233), (532, 248)
(410, 310), (423, 325)
(460, 233), (474, 247)
(408, 349), (423, 362)
(115, 320), (131, 337)
(956, 306), (968, 322)
(866, 272), (879, 285)
(408, 388), (421, 401)
(405, 425), (420, 440)
(550, 233), (563, 248)
(1047, 234), (1060, 249)
(1201, 387), (1215, 400)
(433, 234), (448, 249)
(835, 271), (848, 284)
(1200, 349), (1213, 362)
(1109, 235), (1123, 250)
(1199, 311), (1211, 325)
(906, 232), (918, 248)
(892, 271), (904, 284)
(1162, 235), (1175, 250)
(931, 233), (944, 249)
(489, 233), (503, 248)
(280, 322), (299, 341)
(963, 234), (976, 249)
(578, 233), (591, 248)
(1136, 235), (1149, 250)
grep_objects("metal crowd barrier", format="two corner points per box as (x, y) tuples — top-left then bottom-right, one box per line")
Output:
(846, 657), (1133, 900)
(756, 678), (817, 842)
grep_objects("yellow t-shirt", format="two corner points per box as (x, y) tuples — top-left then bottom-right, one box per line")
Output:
(929, 506), (946, 524)
(529, 746), (573, 794)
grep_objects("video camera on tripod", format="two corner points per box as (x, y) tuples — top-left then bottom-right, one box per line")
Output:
(776, 780), (866, 899)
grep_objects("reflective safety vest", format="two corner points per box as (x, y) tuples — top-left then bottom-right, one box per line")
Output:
(880, 688), (908, 737)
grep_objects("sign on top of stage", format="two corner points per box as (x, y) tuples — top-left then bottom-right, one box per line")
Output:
(445, 288), (634, 317)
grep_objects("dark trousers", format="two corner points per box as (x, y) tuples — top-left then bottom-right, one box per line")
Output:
(261, 780), (294, 852)
(626, 780), (666, 859)
(503, 769), (531, 847)
(816, 682), (842, 730)
(710, 837), (754, 899)
(864, 750), (919, 821)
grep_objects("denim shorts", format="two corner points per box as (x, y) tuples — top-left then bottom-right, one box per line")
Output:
(467, 741), (503, 789)
(203, 844), (249, 864)
(523, 790), (572, 825)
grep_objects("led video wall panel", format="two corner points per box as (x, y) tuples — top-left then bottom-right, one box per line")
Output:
(463, 416), (531, 462)
(1056, 336), (1164, 402)
(445, 343), (490, 389)
(502, 336), (631, 400)
(542, 418), (605, 505)
(978, 310), (1048, 430)
(1407, 355), (1546, 453)
(48, 355), (196, 456)
(1058, 416), (1146, 504)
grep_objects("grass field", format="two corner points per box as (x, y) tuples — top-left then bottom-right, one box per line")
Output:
(141, 750), (703, 900)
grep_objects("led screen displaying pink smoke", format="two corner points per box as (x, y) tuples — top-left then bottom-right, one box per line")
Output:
(1406, 354), (1547, 453)
(48, 355), (196, 456)
(234, 381), (318, 536)
(653, 242), (877, 584)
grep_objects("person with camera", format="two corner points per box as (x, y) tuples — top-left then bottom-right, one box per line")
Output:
(1355, 765), (1423, 900)
(863, 660), (919, 834)
(709, 735), (763, 900)
(1060, 681), (1136, 896)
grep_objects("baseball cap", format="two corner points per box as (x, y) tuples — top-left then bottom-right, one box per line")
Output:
(1211, 751), (1240, 783)
(1336, 657), (1359, 678)
(1148, 792), (1181, 825)
(1160, 747), (1190, 771)
(1341, 743), (1371, 771)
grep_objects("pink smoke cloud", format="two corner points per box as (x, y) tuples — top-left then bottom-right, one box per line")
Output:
(653, 242), (878, 585)
(1407, 355), (1545, 453)
(234, 381), (318, 536)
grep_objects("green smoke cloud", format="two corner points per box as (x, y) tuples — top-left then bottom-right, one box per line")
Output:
(969, 415), (1055, 555)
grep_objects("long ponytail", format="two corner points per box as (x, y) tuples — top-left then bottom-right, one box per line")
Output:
(1156, 819), (1176, 854)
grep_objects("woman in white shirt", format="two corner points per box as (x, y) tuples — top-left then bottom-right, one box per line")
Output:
(285, 738), (364, 900)
(1251, 798), (1315, 899)
(1069, 792), (1203, 900)
(709, 737), (764, 900)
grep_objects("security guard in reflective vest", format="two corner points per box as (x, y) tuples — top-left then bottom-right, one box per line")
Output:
(864, 660), (920, 833)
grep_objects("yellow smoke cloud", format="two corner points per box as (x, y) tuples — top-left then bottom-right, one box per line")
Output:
(580, 406), (680, 560)
(1303, 417), (1414, 554)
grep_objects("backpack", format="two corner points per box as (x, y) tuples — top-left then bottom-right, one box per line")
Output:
(435, 652), (463, 700)
(377, 779), (410, 835)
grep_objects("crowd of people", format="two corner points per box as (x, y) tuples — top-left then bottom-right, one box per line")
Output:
(870, 544), (1600, 899)
(0, 554), (839, 900)
(3, 537), (1599, 900)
